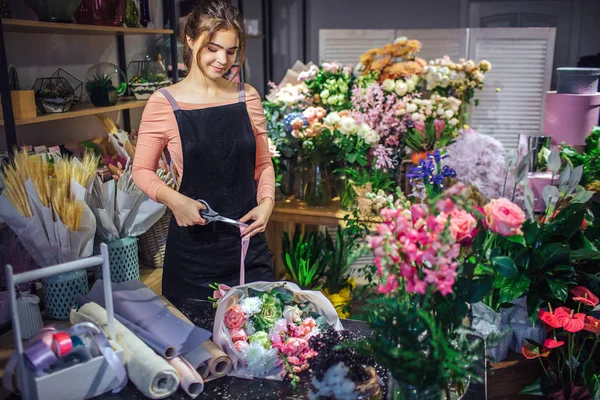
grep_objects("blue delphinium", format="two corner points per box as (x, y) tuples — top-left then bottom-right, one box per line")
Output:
(283, 112), (308, 134)
(407, 150), (457, 198)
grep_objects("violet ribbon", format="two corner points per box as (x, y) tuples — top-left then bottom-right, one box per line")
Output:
(67, 322), (128, 393)
(23, 340), (57, 376)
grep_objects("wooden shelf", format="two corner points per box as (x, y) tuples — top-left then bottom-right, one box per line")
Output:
(0, 98), (147, 126)
(2, 19), (173, 35)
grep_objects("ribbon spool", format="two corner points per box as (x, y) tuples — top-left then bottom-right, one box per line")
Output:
(67, 322), (128, 393)
(51, 332), (73, 357)
(23, 340), (58, 376)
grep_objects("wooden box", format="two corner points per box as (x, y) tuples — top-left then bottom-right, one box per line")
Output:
(0, 90), (37, 120)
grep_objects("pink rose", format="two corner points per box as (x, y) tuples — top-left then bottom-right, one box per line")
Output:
(287, 356), (301, 365)
(224, 305), (246, 330)
(437, 209), (478, 244)
(291, 117), (304, 131)
(280, 337), (309, 357)
(230, 328), (248, 343)
(234, 340), (249, 353)
(484, 198), (526, 236)
(315, 107), (327, 120)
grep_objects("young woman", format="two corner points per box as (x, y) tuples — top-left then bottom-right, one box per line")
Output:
(132, 0), (275, 302)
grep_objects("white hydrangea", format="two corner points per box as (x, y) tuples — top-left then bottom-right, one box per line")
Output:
(244, 319), (256, 335)
(240, 296), (263, 316)
(241, 342), (280, 377)
(283, 306), (302, 323)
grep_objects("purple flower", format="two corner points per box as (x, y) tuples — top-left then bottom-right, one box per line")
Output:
(408, 151), (457, 192)
(373, 145), (395, 170)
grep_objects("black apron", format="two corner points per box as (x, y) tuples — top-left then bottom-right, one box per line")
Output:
(159, 83), (274, 301)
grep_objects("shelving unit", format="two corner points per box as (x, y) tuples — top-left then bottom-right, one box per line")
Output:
(0, 1), (179, 155)
(0, 98), (147, 126)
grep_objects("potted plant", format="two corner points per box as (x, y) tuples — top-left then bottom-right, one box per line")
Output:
(85, 63), (127, 107)
(281, 230), (331, 290)
(127, 58), (170, 100)
(0, 65), (36, 120)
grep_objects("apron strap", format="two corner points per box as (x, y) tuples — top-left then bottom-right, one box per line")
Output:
(158, 88), (180, 111)
(238, 81), (245, 103)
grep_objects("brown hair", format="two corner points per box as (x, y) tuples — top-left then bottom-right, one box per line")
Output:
(181, 0), (246, 78)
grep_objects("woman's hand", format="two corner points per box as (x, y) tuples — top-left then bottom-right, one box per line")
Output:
(157, 188), (206, 227)
(239, 198), (275, 239)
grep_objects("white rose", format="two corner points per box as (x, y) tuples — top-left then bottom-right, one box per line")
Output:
(445, 110), (454, 119)
(436, 107), (444, 116)
(356, 123), (372, 140)
(320, 89), (330, 99)
(394, 36), (408, 45)
(406, 80), (417, 93)
(394, 81), (408, 97)
(283, 305), (302, 323)
(449, 118), (459, 126)
(382, 79), (396, 92)
(339, 117), (358, 135)
(323, 112), (341, 126)
(412, 112), (425, 121)
(364, 130), (380, 145)
(473, 71), (485, 82)
(406, 103), (418, 113)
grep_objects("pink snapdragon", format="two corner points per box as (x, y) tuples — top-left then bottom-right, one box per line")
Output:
(369, 201), (461, 296)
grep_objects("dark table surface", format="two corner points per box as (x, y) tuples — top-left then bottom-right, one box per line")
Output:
(12, 298), (487, 399)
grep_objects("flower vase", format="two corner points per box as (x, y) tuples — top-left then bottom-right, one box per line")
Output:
(43, 270), (89, 320)
(387, 376), (441, 400)
(303, 157), (332, 207)
(16, 291), (44, 339)
(94, 236), (140, 283)
(279, 157), (295, 199)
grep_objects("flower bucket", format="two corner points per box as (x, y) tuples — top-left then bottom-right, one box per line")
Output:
(303, 157), (332, 207)
(43, 269), (89, 320)
(95, 236), (140, 283)
(471, 302), (513, 362)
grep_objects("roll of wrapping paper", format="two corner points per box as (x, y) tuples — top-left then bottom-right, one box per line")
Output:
(168, 356), (204, 398)
(71, 302), (180, 399)
(198, 340), (232, 381)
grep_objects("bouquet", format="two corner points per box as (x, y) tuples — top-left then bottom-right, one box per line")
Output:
(300, 62), (354, 111)
(212, 281), (343, 385)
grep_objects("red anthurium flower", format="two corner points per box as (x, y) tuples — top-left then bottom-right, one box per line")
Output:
(544, 338), (564, 349)
(554, 307), (586, 333)
(584, 316), (600, 336)
(522, 343), (550, 359)
(570, 286), (599, 307)
(539, 308), (562, 329)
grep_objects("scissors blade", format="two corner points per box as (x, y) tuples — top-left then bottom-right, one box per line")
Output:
(216, 215), (248, 228)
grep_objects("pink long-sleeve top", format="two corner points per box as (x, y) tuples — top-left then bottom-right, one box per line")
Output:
(132, 88), (276, 204)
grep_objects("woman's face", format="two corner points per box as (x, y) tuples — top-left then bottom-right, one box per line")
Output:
(189, 29), (239, 80)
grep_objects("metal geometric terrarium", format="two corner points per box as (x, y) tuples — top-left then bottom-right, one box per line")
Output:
(127, 57), (170, 100)
(32, 68), (83, 114)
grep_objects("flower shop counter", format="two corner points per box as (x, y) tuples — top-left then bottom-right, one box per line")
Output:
(1, 298), (486, 400)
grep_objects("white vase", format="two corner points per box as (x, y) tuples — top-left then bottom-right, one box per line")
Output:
(16, 291), (44, 339)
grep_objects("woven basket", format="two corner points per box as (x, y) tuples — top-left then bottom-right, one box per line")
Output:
(137, 208), (172, 268)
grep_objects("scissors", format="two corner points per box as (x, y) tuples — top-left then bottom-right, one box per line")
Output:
(197, 199), (248, 227)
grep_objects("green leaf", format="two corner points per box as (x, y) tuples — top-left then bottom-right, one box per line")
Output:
(570, 249), (600, 261)
(516, 153), (530, 184)
(527, 294), (541, 323)
(498, 274), (531, 303)
(467, 276), (494, 303)
(541, 243), (570, 268)
(547, 279), (569, 302)
(519, 378), (544, 396)
(507, 235), (526, 246)
(548, 147), (561, 176)
(568, 165), (583, 193)
(492, 256), (518, 277)
(573, 189), (594, 204)
(542, 185), (559, 207)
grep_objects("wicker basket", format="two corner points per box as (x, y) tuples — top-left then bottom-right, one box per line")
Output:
(137, 208), (172, 268)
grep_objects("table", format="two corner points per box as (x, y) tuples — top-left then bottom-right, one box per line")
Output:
(3, 299), (486, 400)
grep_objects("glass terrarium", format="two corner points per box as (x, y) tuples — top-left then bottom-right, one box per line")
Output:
(127, 57), (170, 100)
(32, 68), (82, 114)
(84, 62), (127, 107)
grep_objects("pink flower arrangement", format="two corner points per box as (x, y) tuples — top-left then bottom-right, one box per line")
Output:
(369, 203), (461, 296)
(483, 198), (526, 237)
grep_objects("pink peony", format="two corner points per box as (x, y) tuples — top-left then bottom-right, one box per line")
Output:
(234, 340), (249, 353)
(224, 305), (246, 330)
(279, 337), (309, 357)
(484, 198), (526, 236)
(437, 209), (478, 244)
(230, 328), (248, 343)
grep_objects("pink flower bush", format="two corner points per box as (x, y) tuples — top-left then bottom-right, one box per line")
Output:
(437, 208), (478, 245)
(483, 198), (526, 237)
(369, 203), (461, 296)
(225, 305), (246, 329)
